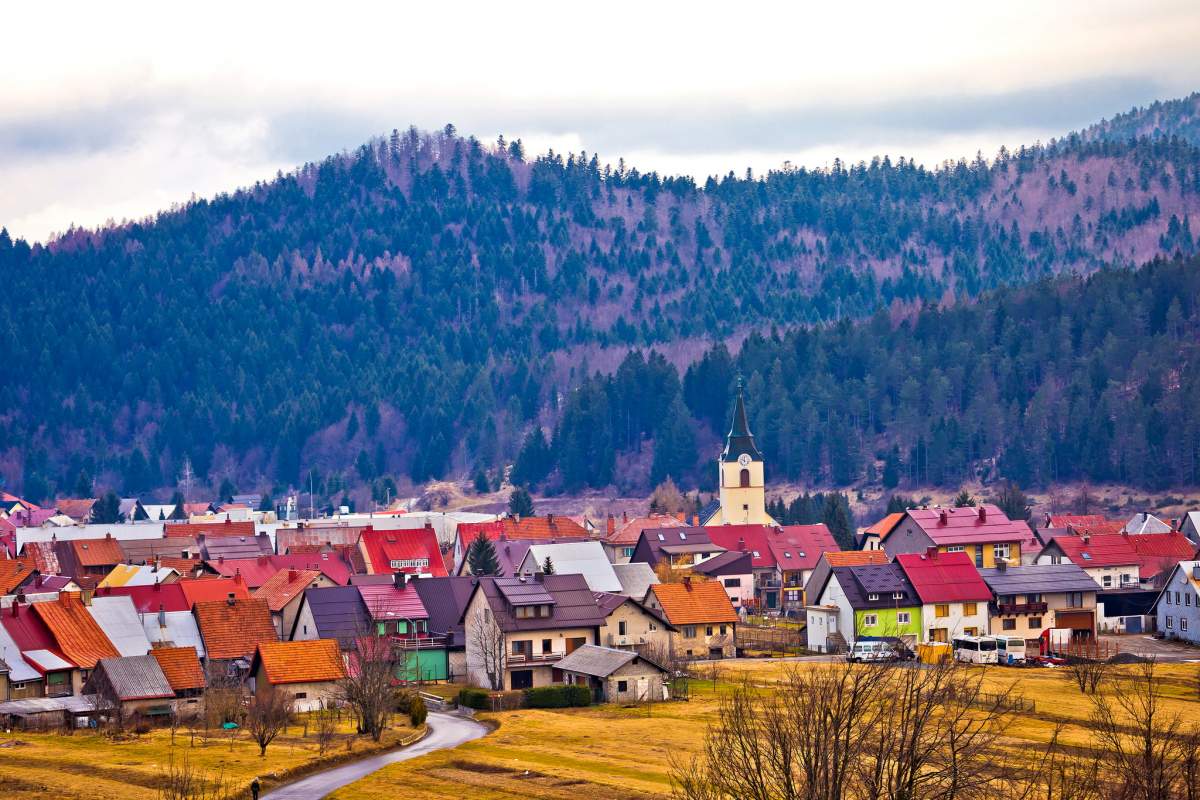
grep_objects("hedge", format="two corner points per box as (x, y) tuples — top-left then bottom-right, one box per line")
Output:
(524, 684), (592, 708)
(458, 688), (490, 710)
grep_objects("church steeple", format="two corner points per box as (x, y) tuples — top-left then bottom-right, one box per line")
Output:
(721, 377), (763, 462)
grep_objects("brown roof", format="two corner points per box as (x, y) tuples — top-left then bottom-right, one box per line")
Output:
(605, 515), (686, 545)
(31, 594), (120, 668)
(150, 646), (206, 692)
(824, 550), (890, 567)
(70, 536), (125, 567)
(648, 580), (738, 625)
(254, 568), (324, 612)
(0, 559), (35, 594)
(193, 597), (277, 660)
(118, 535), (201, 564)
(56, 498), (97, 520)
(254, 639), (346, 685)
(166, 520), (256, 539)
(22, 541), (61, 574)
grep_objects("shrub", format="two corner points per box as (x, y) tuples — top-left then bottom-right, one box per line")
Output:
(409, 694), (427, 726)
(567, 684), (592, 707)
(524, 684), (592, 709)
(458, 688), (490, 710)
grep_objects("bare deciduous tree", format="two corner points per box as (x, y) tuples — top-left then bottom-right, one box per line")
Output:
(157, 753), (235, 799)
(1066, 656), (1109, 695)
(469, 606), (507, 691)
(335, 634), (396, 741)
(314, 702), (339, 756)
(245, 686), (294, 757)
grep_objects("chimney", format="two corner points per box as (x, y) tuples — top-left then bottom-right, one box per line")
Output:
(939, 510), (949, 526)
(158, 603), (167, 629)
(683, 575), (692, 590)
(105, 532), (112, 540)
(978, 507), (987, 522)
(622, 511), (628, 523)
(218, 555), (225, 564)
(547, 514), (555, 526)
(996, 560), (1007, 572)
(81, 586), (94, 606)
(393, 571), (408, 590)
(288, 568), (298, 582)
(226, 592), (236, 606)
(1082, 534), (1091, 545)
(738, 536), (746, 552)
(925, 546), (939, 559)
(153, 580), (161, 592)
(607, 514), (615, 538)
(225, 518), (232, 526)
(1193, 566), (1200, 581)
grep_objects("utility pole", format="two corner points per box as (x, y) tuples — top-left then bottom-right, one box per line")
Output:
(180, 458), (194, 503)
(308, 470), (315, 519)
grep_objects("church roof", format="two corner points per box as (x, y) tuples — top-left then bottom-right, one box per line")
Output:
(721, 380), (763, 463)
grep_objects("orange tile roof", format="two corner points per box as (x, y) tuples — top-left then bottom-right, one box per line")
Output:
(178, 575), (251, 607)
(0, 559), (35, 594)
(254, 568), (324, 612)
(649, 580), (738, 625)
(71, 536), (125, 567)
(22, 541), (61, 574)
(193, 598), (277, 660)
(824, 550), (890, 567)
(150, 646), (206, 691)
(866, 513), (905, 539)
(31, 594), (119, 668)
(255, 639), (346, 685)
(156, 556), (202, 574)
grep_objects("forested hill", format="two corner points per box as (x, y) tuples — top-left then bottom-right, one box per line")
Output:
(1082, 92), (1200, 147)
(2, 102), (1200, 501)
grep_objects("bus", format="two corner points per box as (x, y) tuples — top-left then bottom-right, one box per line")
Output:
(993, 635), (1026, 664)
(952, 635), (998, 664)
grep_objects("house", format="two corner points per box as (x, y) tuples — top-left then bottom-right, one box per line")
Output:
(978, 562), (1098, 641)
(1125, 512), (1173, 534)
(55, 534), (125, 579)
(356, 575), (446, 682)
(804, 550), (890, 617)
(55, 499), (97, 525)
(1152, 561), (1200, 643)
(630, 527), (725, 572)
(251, 639), (345, 713)
(1035, 533), (1142, 589)
(1180, 512), (1200, 544)
(166, 519), (256, 540)
(207, 553), (352, 588)
(804, 562), (921, 653)
(357, 526), (448, 577)
(612, 562), (659, 599)
(118, 535), (201, 565)
(98, 563), (180, 588)
(32, 593), (123, 691)
(142, 504), (181, 522)
(691, 551), (754, 610)
(20, 542), (61, 575)
(453, 515), (590, 573)
(883, 505), (1035, 568)
(462, 574), (608, 690)
(0, 560), (37, 595)
(595, 592), (674, 653)
(193, 597), (277, 673)
(519, 541), (622, 592)
(859, 513), (903, 551)
(601, 514), (686, 564)
(411, 576), (475, 682)
(1124, 530), (1198, 586)
(0, 616), (42, 699)
(177, 575), (251, 607)
(254, 568), (333, 638)
(95, 584), (207, 655)
(289, 586), (371, 650)
(85, 595), (153, 656)
(200, 533), (274, 562)
(118, 499), (147, 523)
(148, 646), (206, 700)
(895, 550), (992, 642)
(83, 654), (176, 718)
(643, 578), (738, 659)
(702, 523), (840, 613)
(1, 599), (79, 698)
(701, 382), (778, 527)
(555, 644), (670, 703)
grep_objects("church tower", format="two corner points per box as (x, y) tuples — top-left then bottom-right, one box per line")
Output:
(706, 379), (776, 526)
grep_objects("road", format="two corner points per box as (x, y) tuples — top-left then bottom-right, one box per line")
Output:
(1098, 633), (1200, 662)
(262, 711), (488, 800)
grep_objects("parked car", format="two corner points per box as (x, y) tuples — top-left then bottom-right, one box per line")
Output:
(952, 635), (998, 664)
(847, 639), (903, 663)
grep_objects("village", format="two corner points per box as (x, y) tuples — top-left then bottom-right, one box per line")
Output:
(2, 387), (1200, 798)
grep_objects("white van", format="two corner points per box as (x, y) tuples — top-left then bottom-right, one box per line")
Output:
(847, 639), (899, 663)
(994, 635), (1026, 664)
(952, 635), (998, 664)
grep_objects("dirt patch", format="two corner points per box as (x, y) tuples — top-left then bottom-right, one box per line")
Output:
(446, 759), (521, 775)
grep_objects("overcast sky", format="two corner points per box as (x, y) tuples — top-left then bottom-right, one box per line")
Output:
(4, 1), (1199, 243)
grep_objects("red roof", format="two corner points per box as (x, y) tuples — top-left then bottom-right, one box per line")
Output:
(194, 598), (277, 660)
(150, 646), (206, 691)
(359, 528), (447, 577)
(69, 536), (124, 567)
(457, 516), (590, 553)
(178, 575), (252, 607)
(208, 554), (352, 588)
(1042, 533), (1139, 569)
(895, 550), (992, 604)
(865, 513), (905, 540)
(705, 524), (840, 571)
(94, 583), (192, 613)
(1046, 514), (1110, 529)
(1, 602), (63, 657)
(907, 505), (1034, 547)
(254, 639), (345, 685)
(604, 515), (686, 546)
(648, 580), (739, 625)
(31, 594), (120, 668)
(254, 568), (325, 612)
(356, 583), (428, 621)
(21, 541), (61, 574)
(0, 559), (35, 594)
(166, 519), (255, 539)
(1125, 531), (1196, 579)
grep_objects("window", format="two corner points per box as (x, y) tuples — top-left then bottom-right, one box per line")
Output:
(1188, 594), (1193, 607)
(649, 622), (657, 631)
(964, 627), (978, 636)
(1066, 592), (1083, 608)
(897, 612), (911, 624)
(1102, 575), (1112, 587)
(618, 620), (628, 636)
(1051, 555), (1062, 565)
(868, 593), (879, 601)
(1082, 553), (1092, 560)
(1177, 592), (1182, 605)
(993, 544), (1010, 561)
(783, 552), (792, 559)
(1002, 618), (1017, 631)
(512, 641), (530, 656)
(679, 531), (687, 540)
(1166, 616), (1174, 629)
(294, 692), (308, 699)
(706, 626), (714, 636)
(863, 614), (878, 627)
(1167, 592), (1173, 604)
(657, 533), (665, 541)
(622, 547), (635, 559)
(752, 551), (760, 558)
(946, 545), (965, 553)
(743, 504), (749, 511)
(724, 578), (742, 587)
(963, 603), (977, 616)
(1184, 618), (1190, 633)
(388, 558), (429, 569)
(935, 604), (949, 618)
(739, 468), (750, 488)
(542, 639), (552, 653)
(1122, 574), (1135, 585)
(683, 625), (697, 638)
(719, 625), (727, 636)
(1029, 617), (1042, 629)
(617, 680), (628, 692)
(892, 592), (904, 600)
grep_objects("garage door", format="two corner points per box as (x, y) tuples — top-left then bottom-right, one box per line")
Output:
(1055, 610), (1094, 630)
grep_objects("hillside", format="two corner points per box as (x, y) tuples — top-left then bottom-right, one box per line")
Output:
(1082, 92), (1200, 146)
(2, 97), (1200, 501)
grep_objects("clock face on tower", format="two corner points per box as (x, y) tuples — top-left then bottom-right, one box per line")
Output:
(737, 453), (752, 466)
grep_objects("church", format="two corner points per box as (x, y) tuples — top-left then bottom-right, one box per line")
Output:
(700, 381), (778, 527)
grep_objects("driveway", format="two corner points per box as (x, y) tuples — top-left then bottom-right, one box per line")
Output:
(262, 711), (488, 800)
(1098, 633), (1200, 662)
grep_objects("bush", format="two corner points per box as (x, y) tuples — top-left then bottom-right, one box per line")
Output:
(409, 695), (427, 726)
(458, 688), (490, 710)
(524, 684), (592, 709)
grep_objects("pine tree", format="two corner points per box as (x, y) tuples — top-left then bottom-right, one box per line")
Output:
(218, 476), (237, 504)
(512, 428), (553, 487)
(886, 494), (916, 515)
(508, 487), (535, 518)
(259, 494), (274, 512)
(472, 469), (490, 494)
(74, 469), (93, 498)
(993, 480), (1032, 521)
(467, 530), (501, 576)
(953, 489), (976, 507)
(542, 556), (555, 574)
(882, 447), (901, 489)
(92, 491), (122, 524)
(822, 492), (856, 549)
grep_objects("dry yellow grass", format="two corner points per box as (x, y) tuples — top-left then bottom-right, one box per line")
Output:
(332, 660), (1200, 800)
(0, 713), (417, 800)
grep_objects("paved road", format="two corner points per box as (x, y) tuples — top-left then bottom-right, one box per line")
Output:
(262, 712), (488, 800)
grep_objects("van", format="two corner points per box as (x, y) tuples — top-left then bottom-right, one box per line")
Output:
(994, 635), (1026, 664)
(952, 635), (998, 664)
(847, 639), (899, 663)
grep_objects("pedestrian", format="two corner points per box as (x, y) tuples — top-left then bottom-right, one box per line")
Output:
(250, 777), (260, 800)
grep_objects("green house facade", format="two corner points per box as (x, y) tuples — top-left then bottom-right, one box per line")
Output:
(853, 606), (921, 639)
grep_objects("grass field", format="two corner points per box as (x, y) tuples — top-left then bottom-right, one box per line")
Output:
(331, 659), (1200, 800)
(0, 712), (418, 800)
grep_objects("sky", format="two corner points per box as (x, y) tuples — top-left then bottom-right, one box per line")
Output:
(3, 0), (1199, 243)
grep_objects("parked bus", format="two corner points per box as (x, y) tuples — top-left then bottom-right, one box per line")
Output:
(952, 635), (998, 664)
(993, 635), (1026, 664)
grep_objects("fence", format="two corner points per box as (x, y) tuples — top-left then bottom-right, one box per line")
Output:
(736, 623), (807, 656)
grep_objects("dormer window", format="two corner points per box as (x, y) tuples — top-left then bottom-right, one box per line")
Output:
(784, 552), (792, 559)
(892, 592), (904, 600)
(680, 532), (687, 540)
(868, 593), (879, 601)
(657, 533), (665, 541)
(752, 551), (760, 558)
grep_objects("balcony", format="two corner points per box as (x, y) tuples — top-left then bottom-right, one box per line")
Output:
(758, 578), (782, 590)
(508, 651), (564, 665)
(996, 602), (1048, 615)
(389, 634), (450, 651)
(607, 633), (649, 647)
